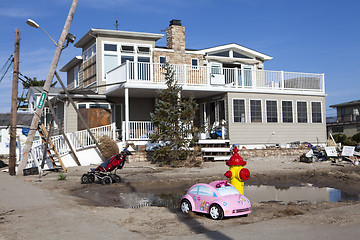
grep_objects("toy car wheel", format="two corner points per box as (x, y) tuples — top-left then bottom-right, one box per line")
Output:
(101, 176), (112, 185)
(181, 199), (192, 214)
(81, 174), (89, 184)
(88, 174), (95, 184)
(209, 204), (224, 220)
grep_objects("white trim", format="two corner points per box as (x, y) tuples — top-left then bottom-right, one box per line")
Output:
(265, 99), (278, 123)
(249, 99), (263, 123)
(281, 100), (294, 123)
(232, 98), (246, 123)
(194, 43), (272, 61)
(310, 101), (322, 123)
(76, 102), (110, 109)
(153, 48), (174, 53)
(74, 65), (79, 88)
(185, 50), (203, 55)
(191, 58), (199, 69)
(296, 100), (308, 123)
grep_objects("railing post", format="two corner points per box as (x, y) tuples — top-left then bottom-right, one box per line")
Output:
(122, 121), (125, 143)
(241, 68), (245, 87)
(112, 122), (116, 140)
(235, 67), (238, 88)
(150, 62), (153, 83)
(280, 70), (284, 90)
(183, 64), (187, 86)
(321, 73), (325, 93)
(126, 60), (130, 81)
(207, 65), (211, 86)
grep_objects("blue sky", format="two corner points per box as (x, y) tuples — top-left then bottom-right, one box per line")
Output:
(0, 0), (359, 116)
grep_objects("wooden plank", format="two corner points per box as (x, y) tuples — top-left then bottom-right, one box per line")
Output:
(40, 124), (67, 172)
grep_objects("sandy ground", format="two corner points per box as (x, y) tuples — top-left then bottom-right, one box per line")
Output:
(1, 155), (360, 239)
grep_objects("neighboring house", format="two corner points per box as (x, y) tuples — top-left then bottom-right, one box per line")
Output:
(327, 100), (360, 137)
(0, 113), (36, 155)
(58, 19), (326, 147)
(26, 86), (63, 129)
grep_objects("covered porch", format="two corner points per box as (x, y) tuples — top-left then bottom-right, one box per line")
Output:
(106, 86), (228, 143)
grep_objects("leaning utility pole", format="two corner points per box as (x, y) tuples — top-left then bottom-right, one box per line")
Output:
(9, 28), (20, 176)
(17, 0), (78, 175)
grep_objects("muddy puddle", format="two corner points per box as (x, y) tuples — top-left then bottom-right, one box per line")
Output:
(73, 181), (360, 209)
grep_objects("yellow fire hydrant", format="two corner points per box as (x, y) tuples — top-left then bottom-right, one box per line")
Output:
(224, 147), (250, 195)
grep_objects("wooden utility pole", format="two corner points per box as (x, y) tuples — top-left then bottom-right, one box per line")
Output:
(9, 28), (20, 176)
(17, 0), (78, 175)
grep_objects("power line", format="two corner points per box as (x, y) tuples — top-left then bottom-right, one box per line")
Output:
(0, 55), (14, 83)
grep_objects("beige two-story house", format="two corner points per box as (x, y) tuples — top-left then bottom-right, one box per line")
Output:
(57, 19), (326, 148)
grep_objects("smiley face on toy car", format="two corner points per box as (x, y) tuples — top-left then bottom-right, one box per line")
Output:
(181, 180), (251, 220)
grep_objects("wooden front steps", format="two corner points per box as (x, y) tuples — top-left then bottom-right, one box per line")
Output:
(197, 139), (231, 161)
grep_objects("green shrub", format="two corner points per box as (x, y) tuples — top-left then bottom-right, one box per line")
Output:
(332, 134), (347, 144)
(352, 132), (360, 143)
(58, 173), (66, 181)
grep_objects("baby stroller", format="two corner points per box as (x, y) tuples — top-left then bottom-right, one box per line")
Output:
(81, 149), (132, 185)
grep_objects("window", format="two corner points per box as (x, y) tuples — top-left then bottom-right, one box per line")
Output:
(104, 44), (117, 52)
(137, 46), (150, 54)
(233, 51), (251, 59)
(211, 62), (222, 74)
(282, 101), (293, 123)
(266, 100), (278, 123)
(121, 45), (134, 53)
(159, 56), (166, 64)
(216, 186), (239, 196)
(250, 100), (262, 123)
(78, 104), (86, 109)
(121, 55), (134, 64)
(218, 100), (225, 121)
(311, 102), (322, 123)
(74, 66), (79, 87)
(188, 186), (198, 195)
(198, 186), (213, 197)
(209, 51), (229, 57)
(77, 103), (110, 109)
(83, 44), (96, 62)
(104, 54), (118, 77)
(191, 58), (198, 69)
(332, 126), (343, 133)
(233, 99), (245, 123)
(297, 101), (308, 123)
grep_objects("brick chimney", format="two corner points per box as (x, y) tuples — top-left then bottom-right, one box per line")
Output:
(166, 19), (185, 53)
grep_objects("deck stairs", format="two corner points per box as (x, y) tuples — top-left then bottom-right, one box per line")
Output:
(197, 139), (232, 161)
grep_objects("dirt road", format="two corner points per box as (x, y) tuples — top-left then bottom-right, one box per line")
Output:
(1, 155), (359, 239)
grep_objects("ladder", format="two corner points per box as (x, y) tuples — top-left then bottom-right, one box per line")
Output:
(38, 123), (67, 172)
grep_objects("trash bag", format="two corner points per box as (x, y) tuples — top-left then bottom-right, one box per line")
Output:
(300, 153), (312, 163)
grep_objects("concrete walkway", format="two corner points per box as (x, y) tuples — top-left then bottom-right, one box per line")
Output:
(0, 171), (140, 240)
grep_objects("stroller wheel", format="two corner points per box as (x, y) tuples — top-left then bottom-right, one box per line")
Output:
(81, 174), (89, 184)
(88, 174), (95, 183)
(112, 175), (121, 183)
(101, 176), (112, 185)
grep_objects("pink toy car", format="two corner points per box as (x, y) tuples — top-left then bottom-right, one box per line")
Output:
(181, 180), (251, 220)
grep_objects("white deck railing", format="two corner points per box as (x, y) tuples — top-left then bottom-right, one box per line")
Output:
(24, 123), (116, 169)
(106, 61), (325, 93)
(122, 121), (156, 141)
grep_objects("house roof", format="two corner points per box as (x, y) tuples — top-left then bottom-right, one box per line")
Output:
(60, 56), (82, 72)
(74, 28), (164, 48)
(330, 100), (360, 108)
(194, 43), (272, 61)
(28, 87), (63, 95)
(0, 113), (33, 127)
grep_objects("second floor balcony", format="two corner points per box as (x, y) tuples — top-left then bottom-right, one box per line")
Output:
(106, 61), (325, 94)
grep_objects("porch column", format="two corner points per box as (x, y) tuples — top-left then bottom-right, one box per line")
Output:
(125, 87), (130, 141)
